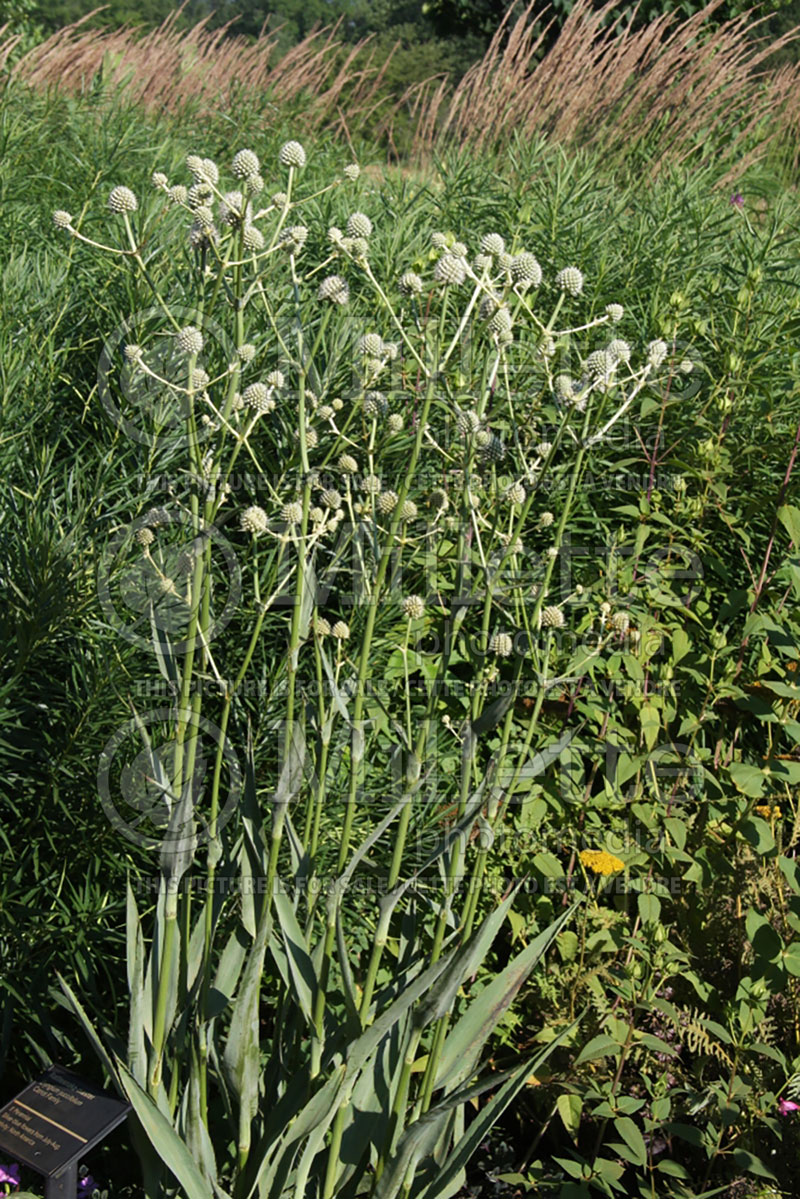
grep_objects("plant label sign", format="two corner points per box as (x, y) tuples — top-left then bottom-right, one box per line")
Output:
(0, 1065), (130, 1197)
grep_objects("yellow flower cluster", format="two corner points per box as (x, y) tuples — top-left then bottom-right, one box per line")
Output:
(579, 849), (625, 876)
(755, 804), (782, 820)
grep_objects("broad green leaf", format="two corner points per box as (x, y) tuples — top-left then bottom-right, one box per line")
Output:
(728, 762), (765, 798)
(639, 703), (659, 751)
(574, 1034), (621, 1065)
(117, 1063), (215, 1199)
(557, 1093), (582, 1139)
(612, 1116), (647, 1166)
(778, 504), (800, 547)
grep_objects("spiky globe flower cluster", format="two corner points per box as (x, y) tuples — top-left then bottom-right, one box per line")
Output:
(402, 595), (425, 620)
(400, 499), (418, 521)
(152, 171), (168, 189)
(238, 344), (256, 364)
(135, 527), (155, 547)
(53, 210), (73, 230)
(282, 502), (303, 524)
(399, 272), (423, 296)
(480, 233), (505, 256)
(647, 339), (668, 368)
(241, 506), (268, 534)
(387, 413), (403, 433)
(607, 339), (631, 364)
(265, 370), (285, 390)
(187, 155), (219, 184)
(315, 617), (331, 636)
(477, 432), (504, 462)
(541, 605), (565, 629)
(539, 511), (555, 528)
(318, 276), (349, 305)
(243, 382), (273, 414)
(343, 163), (360, 181)
(434, 255), (466, 286)
(108, 186), (138, 214)
(489, 632), (513, 657)
(339, 453), (358, 474)
(488, 307), (513, 335)
(359, 333), (384, 357)
(456, 409), (481, 436)
(332, 620), (350, 639)
(377, 490), (398, 514)
(606, 303), (624, 323)
(279, 141), (307, 168)
(363, 391), (388, 418)
(176, 326), (204, 355)
(232, 149), (260, 179)
(506, 482), (526, 506)
(556, 266), (584, 297)
(346, 212), (372, 238)
(321, 488), (342, 508)
(243, 225), (265, 251)
(511, 252), (542, 287)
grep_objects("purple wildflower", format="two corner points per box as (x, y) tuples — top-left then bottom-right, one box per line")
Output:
(730, 192), (744, 208)
(778, 1098), (799, 1115)
(0, 1163), (20, 1189)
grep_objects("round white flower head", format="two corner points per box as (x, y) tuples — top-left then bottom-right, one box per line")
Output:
(546, 545), (559, 560)
(187, 157), (218, 184)
(554, 375), (577, 402)
(541, 605), (565, 629)
(176, 326), (204, 355)
(402, 595), (425, 620)
(244, 177), (264, 201)
(318, 275), (349, 305)
(332, 620), (350, 639)
(383, 340), (399, 360)
(280, 225), (308, 253)
(243, 382), (271, 413)
(361, 473), (382, 495)
(489, 632), (513, 657)
(536, 441), (553, 457)
(434, 255), (466, 286)
(135, 527), (155, 547)
(220, 191), (244, 225)
(400, 499), (418, 521)
(607, 339), (631, 364)
(343, 163), (360, 181)
(339, 453), (358, 474)
(430, 231), (448, 250)
(606, 303), (624, 323)
(586, 349), (615, 379)
(272, 191), (289, 209)
(344, 235), (369, 258)
(187, 182), (213, 211)
(124, 344), (143, 363)
(194, 205), (215, 230)
(282, 501), (303, 524)
(168, 184), (188, 205)
(315, 617), (331, 636)
(480, 232), (505, 256)
(265, 370), (285, 389)
(318, 405), (334, 420)
(489, 307), (513, 335)
(556, 266), (584, 296)
(243, 225), (265, 251)
(191, 368), (210, 389)
(241, 505), (268, 534)
(363, 391), (388, 417)
(511, 252), (542, 286)
(232, 149), (260, 179)
(506, 482), (526, 506)
(53, 210), (73, 230)
(611, 611), (630, 632)
(456, 409), (481, 436)
(387, 413), (403, 433)
(359, 333), (383, 357)
(429, 487), (448, 510)
(539, 511), (554, 528)
(478, 433), (504, 462)
(279, 140), (307, 168)
(185, 154), (204, 176)
(680, 357), (694, 374)
(647, 339), (668, 368)
(238, 343), (256, 364)
(377, 490), (398, 514)
(321, 488), (342, 508)
(151, 171), (168, 189)
(451, 241), (468, 257)
(399, 271), (423, 296)
(332, 397), (344, 411)
(497, 252), (514, 272)
(473, 253), (493, 272)
(108, 186), (138, 214)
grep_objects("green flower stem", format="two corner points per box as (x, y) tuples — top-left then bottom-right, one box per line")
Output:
(148, 893), (178, 1093)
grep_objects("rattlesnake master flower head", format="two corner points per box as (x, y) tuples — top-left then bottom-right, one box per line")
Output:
(243, 225), (265, 251)
(400, 499), (418, 521)
(232, 149), (260, 179)
(318, 275), (349, 305)
(321, 488), (342, 508)
(387, 413), (403, 433)
(243, 383), (272, 413)
(282, 501), (303, 524)
(480, 232), (505, 256)
(124, 344), (143, 363)
(346, 212), (372, 238)
(361, 474), (382, 495)
(338, 453), (358, 473)
(377, 490), (398, 514)
(151, 171), (168, 189)
(679, 357), (694, 374)
(238, 343), (256, 363)
(428, 487), (448, 510)
(488, 307), (513, 335)
(265, 370), (285, 389)
(489, 632), (513, 657)
(506, 482), (526, 505)
(456, 409), (481, 436)
(244, 173), (264, 196)
(555, 266), (584, 296)
(511, 252), (542, 287)
(241, 506), (268, 534)
(434, 255), (466, 286)
(135, 527), (155, 547)
(478, 432), (505, 462)
(399, 271), (423, 296)
(220, 191), (244, 225)
(314, 617), (331, 636)
(536, 441), (553, 457)
(191, 368), (210, 389)
(539, 511), (554, 528)
(402, 595), (425, 620)
(358, 333), (384, 358)
(343, 163), (360, 181)
(187, 182), (213, 210)
(280, 225), (308, 253)
(647, 339), (668, 368)
(606, 302), (624, 323)
(53, 210), (73, 230)
(332, 620), (350, 639)
(279, 140), (307, 168)
(272, 191), (288, 210)
(473, 253), (493, 272)
(176, 326), (204, 355)
(541, 605), (565, 629)
(451, 241), (468, 257)
(554, 374), (577, 402)
(185, 156), (218, 184)
(607, 339), (631, 364)
(586, 349), (615, 380)
(430, 231), (448, 250)
(168, 184), (188, 205)
(363, 391), (388, 417)
(108, 186), (138, 214)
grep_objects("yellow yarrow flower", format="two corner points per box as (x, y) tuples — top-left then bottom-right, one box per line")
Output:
(755, 804), (782, 820)
(579, 849), (625, 876)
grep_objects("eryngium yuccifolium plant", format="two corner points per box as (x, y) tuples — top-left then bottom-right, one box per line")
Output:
(51, 144), (688, 1199)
